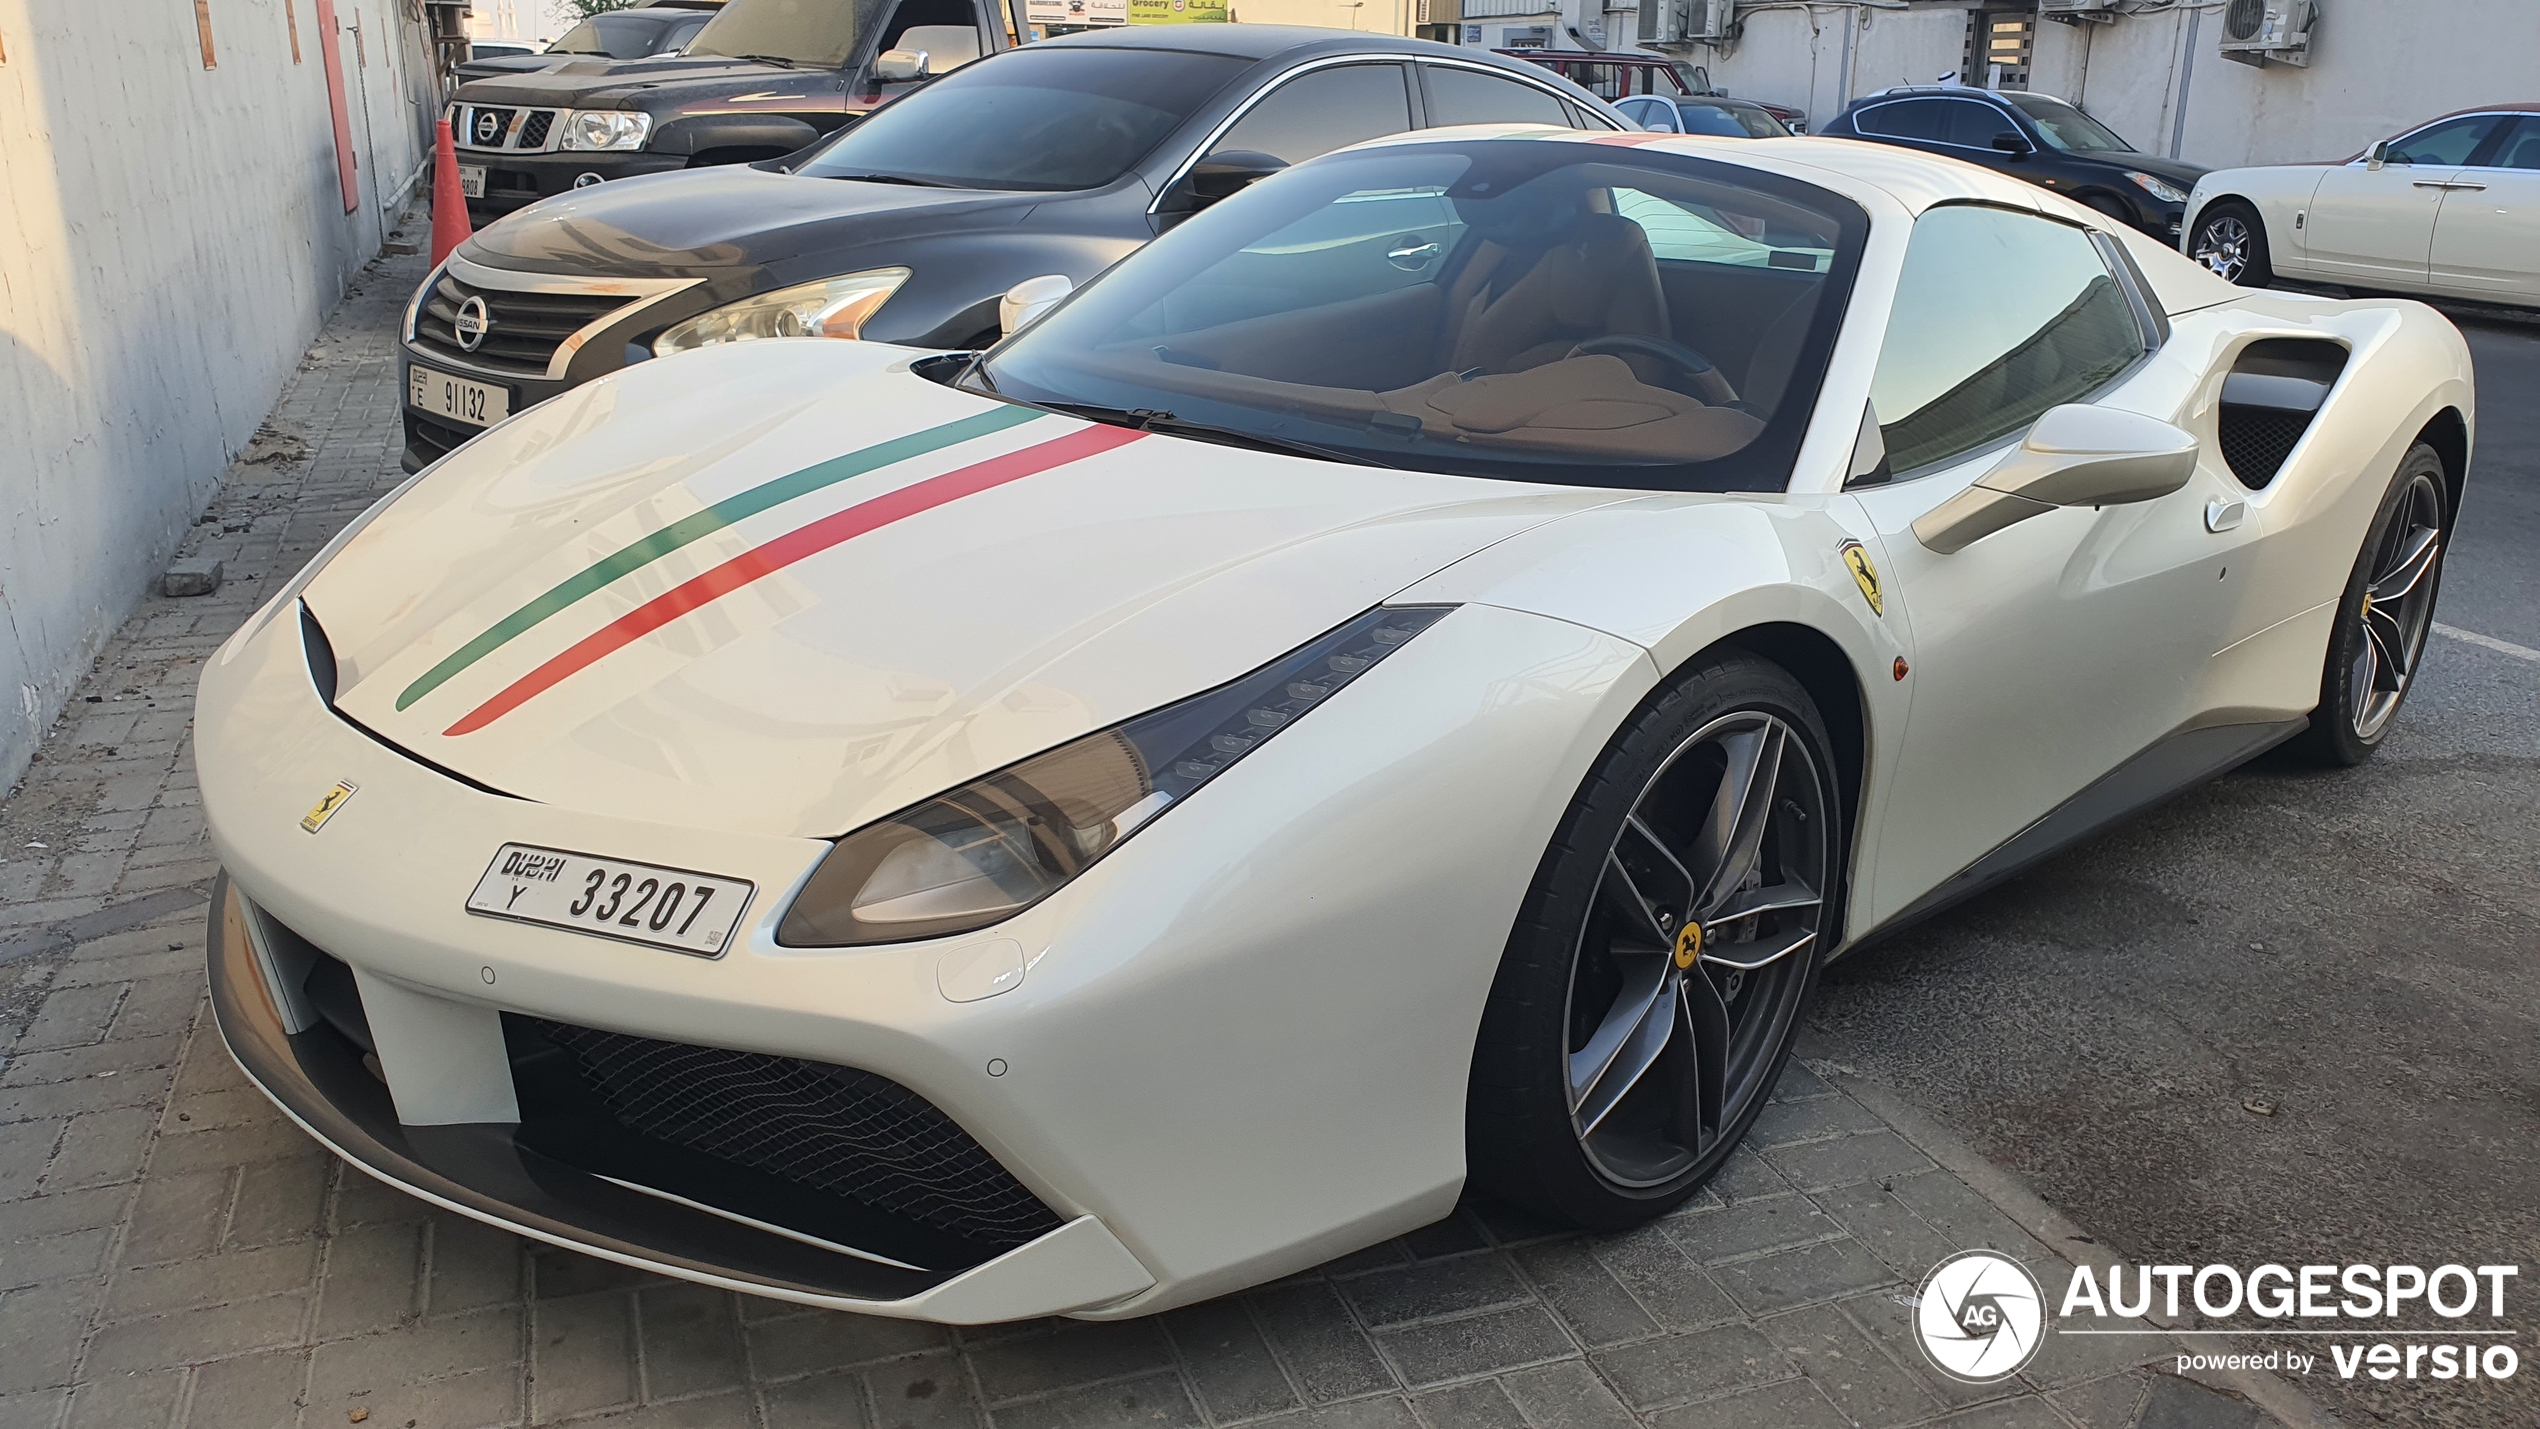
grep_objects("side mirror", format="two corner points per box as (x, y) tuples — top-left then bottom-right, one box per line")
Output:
(872, 48), (929, 83)
(999, 274), (1072, 336)
(2363, 138), (2390, 171)
(1991, 133), (2032, 157)
(1911, 405), (2199, 554)
(1185, 149), (1288, 207)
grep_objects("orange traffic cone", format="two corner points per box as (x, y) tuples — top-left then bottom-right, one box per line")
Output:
(430, 118), (473, 265)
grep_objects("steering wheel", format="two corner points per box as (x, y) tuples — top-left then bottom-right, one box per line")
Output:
(1567, 334), (1740, 407)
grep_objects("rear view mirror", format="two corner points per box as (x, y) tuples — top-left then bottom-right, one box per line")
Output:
(1000, 274), (1073, 336)
(1186, 150), (1288, 207)
(2364, 138), (2390, 171)
(1912, 405), (2199, 553)
(873, 48), (928, 82)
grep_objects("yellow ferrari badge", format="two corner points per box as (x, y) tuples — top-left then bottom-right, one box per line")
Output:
(1673, 921), (1704, 970)
(300, 781), (358, 834)
(1839, 539), (1884, 617)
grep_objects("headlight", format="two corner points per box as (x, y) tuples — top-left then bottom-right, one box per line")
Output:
(2126, 171), (2188, 205)
(777, 606), (1454, 947)
(561, 110), (653, 151)
(653, 270), (912, 355)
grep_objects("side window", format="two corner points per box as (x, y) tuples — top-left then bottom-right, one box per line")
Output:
(1616, 97), (1672, 131)
(2476, 114), (2540, 170)
(2383, 114), (2502, 167)
(1869, 205), (2147, 475)
(1944, 100), (2020, 150)
(1422, 65), (1576, 129)
(1613, 187), (1834, 272)
(1213, 64), (1414, 168)
(1855, 98), (1946, 141)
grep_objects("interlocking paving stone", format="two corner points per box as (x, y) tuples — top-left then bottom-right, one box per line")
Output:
(0, 225), (2324, 1429)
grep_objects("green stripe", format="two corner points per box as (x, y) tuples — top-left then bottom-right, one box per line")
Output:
(395, 405), (1042, 711)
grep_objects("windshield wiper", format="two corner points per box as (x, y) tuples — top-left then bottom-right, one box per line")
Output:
(718, 52), (799, 67)
(1032, 403), (1391, 468)
(822, 172), (950, 187)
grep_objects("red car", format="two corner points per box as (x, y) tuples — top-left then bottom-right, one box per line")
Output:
(1495, 49), (1806, 134)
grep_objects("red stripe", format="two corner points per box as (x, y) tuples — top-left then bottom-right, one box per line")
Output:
(444, 423), (1144, 736)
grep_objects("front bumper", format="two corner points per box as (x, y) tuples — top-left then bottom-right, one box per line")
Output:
(458, 149), (689, 225)
(198, 589), (1654, 1318)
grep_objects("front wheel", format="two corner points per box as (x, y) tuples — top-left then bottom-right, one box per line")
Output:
(1468, 655), (1841, 1229)
(2286, 442), (2450, 766)
(2191, 200), (2274, 288)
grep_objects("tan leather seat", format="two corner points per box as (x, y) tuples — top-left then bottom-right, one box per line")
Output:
(1441, 213), (1672, 377)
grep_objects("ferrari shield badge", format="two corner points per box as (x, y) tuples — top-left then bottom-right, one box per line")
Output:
(1839, 539), (1884, 617)
(300, 781), (358, 834)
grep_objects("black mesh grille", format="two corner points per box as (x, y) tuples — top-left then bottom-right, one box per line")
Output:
(412, 273), (637, 377)
(517, 110), (555, 149)
(462, 106), (518, 149)
(524, 1020), (1062, 1249)
(2219, 404), (2313, 488)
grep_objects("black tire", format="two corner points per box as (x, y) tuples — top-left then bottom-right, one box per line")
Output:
(2190, 200), (2274, 288)
(2285, 442), (2451, 766)
(1468, 654), (1843, 1230)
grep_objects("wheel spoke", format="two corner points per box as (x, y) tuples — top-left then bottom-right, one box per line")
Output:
(2363, 606), (2409, 688)
(1695, 724), (1784, 913)
(1702, 928), (1816, 974)
(2371, 527), (2441, 605)
(1676, 972), (1729, 1152)
(1621, 815), (1699, 916)
(1570, 961), (1675, 1136)
(1598, 853), (1673, 953)
(2354, 623), (2381, 702)
(1702, 875), (1820, 930)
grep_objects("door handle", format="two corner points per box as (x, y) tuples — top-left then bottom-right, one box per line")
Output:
(2411, 180), (2453, 189)
(2206, 497), (2246, 533)
(2447, 181), (2487, 191)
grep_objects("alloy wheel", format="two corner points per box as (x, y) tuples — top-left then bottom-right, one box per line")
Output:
(2195, 216), (2252, 282)
(1561, 711), (1830, 1188)
(2349, 470), (2445, 740)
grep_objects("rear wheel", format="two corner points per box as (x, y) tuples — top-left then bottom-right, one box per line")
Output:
(1469, 655), (1840, 1228)
(2286, 442), (2450, 766)
(2191, 200), (2274, 288)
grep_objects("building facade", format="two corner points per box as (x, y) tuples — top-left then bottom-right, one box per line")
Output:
(0, 0), (439, 786)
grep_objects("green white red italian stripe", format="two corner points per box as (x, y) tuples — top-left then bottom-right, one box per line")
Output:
(396, 404), (1046, 714)
(439, 420), (1146, 737)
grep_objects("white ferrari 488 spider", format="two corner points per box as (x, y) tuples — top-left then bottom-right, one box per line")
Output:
(198, 126), (2473, 1323)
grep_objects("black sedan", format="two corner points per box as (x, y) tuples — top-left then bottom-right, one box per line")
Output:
(399, 26), (1626, 471)
(1819, 86), (2204, 240)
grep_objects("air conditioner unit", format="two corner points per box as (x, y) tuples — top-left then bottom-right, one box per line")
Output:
(1639, 0), (1732, 46)
(2218, 0), (2316, 66)
(2040, 0), (2119, 21)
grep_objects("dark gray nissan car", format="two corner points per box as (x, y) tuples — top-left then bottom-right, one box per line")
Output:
(399, 25), (1625, 470)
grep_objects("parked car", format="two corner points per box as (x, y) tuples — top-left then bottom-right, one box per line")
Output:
(1614, 93), (1791, 139)
(203, 125), (2471, 1322)
(468, 40), (539, 62)
(1822, 86), (2203, 241)
(2184, 105), (2540, 308)
(445, 0), (1014, 228)
(401, 26), (1628, 470)
(454, 3), (723, 84)
(1497, 49), (1805, 133)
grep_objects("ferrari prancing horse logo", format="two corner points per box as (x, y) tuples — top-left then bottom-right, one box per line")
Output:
(1673, 921), (1704, 970)
(1839, 539), (1884, 617)
(301, 781), (358, 834)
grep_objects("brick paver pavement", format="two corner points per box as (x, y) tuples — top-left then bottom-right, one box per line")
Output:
(0, 236), (2318, 1429)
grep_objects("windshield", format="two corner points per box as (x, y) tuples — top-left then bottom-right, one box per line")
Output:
(797, 48), (1247, 191)
(688, 0), (888, 68)
(980, 138), (1864, 492)
(1681, 101), (1786, 138)
(2003, 93), (2134, 154)
(549, 14), (672, 58)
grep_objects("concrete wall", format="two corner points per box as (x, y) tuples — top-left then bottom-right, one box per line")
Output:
(0, 0), (436, 788)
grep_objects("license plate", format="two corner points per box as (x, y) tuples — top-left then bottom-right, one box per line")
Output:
(466, 844), (754, 957)
(459, 164), (487, 198)
(408, 363), (510, 428)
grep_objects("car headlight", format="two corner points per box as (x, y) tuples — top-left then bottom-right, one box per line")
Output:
(2125, 171), (2188, 205)
(776, 606), (1454, 947)
(653, 269), (912, 355)
(561, 110), (653, 151)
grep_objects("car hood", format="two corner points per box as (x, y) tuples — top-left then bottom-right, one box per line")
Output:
(304, 342), (1623, 840)
(459, 165), (1039, 278)
(453, 54), (796, 107)
(2107, 153), (2207, 186)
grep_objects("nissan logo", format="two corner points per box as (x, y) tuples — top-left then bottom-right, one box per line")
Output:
(454, 295), (492, 353)
(474, 109), (503, 145)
